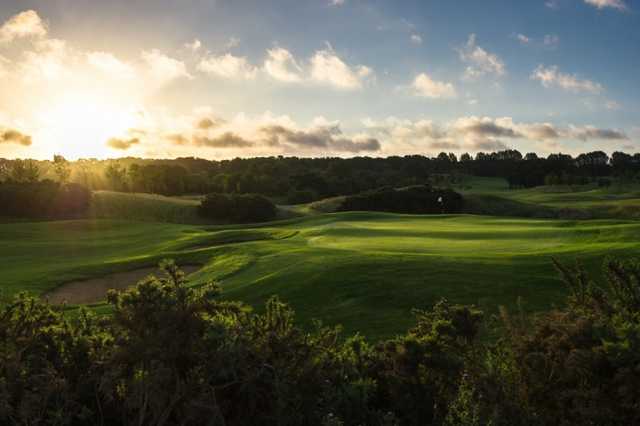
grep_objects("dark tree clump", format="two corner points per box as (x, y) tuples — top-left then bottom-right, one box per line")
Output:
(199, 192), (277, 223)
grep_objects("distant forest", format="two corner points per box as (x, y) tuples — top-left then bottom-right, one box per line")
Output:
(1, 150), (638, 201)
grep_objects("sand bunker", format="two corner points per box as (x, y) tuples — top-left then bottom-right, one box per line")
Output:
(45, 264), (201, 305)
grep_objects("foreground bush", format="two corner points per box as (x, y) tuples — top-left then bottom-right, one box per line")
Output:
(1, 257), (640, 425)
(199, 192), (277, 223)
(0, 180), (91, 219)
(339, 185), (463, 215)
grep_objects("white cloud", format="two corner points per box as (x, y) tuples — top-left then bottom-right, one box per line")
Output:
(545, 0), (560, 9)
(184, 39), (201, 52)
(584, 0), (627, 11)
(410, 34), (423, 44)
(531, 65), (603, 94)
(226, 37), (240, 49)
(0, 10), (47, 43)
(516, 34), (531, 44)
(20, 38), (70, 83)
(458, 34), (505, 79)
(87, 51), (135, 79)
(310, 47), (372, 90)
(142, 49), (192, 85)
(197, 53), (257, 80)
(329, 0), (345, 5)
(411, 73), (457, 99)
(0, 54), (10, 77)
(264, 47), (303, 83)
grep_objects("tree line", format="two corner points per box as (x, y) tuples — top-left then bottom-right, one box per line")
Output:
(2, 257), (639, 425)
(3, 150), (640, 201)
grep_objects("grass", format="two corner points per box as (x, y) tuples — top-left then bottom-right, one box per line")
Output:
(3, 212), (640, 340)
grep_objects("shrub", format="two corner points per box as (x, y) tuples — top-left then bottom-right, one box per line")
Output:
(0, 180), (91, 219)
(339, 185), (463, 214)
(198, 192), (277, 223)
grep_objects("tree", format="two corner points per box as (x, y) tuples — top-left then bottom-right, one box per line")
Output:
(53, 154), (71, 183)
(10, 159), (40, 183)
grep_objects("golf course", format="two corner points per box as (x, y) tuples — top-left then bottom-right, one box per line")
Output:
(4, 178), (640, 339)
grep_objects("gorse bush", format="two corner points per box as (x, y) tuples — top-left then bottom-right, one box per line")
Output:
(199, 192), (277, 223)
(1, 258), (640, 425)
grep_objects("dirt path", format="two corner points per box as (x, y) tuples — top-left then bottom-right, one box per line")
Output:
(44, 265), (201, 305)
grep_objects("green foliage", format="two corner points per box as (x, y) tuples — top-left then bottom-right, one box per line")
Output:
(3, 258), (640, 424)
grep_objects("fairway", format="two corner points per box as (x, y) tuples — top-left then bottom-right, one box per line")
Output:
(2, 213), (640, 339)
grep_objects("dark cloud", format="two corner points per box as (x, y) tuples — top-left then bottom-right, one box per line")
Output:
(260, 124), (381, 153)
(196, 117), (225, 130)
(193, 132), (253, 148)
(0, 128), (32, 146)
(332, 137), (381, 152)
(460, 122), (521, 138)
(571, 127), (628, 141)
(107, 137), (140, 150)
(260, 125), (332, 148)
(523, 124), (560, 140)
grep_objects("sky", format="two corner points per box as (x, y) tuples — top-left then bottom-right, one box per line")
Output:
(0, 0), (638, 160)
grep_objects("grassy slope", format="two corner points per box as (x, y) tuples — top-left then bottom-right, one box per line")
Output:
(457, 177), (640, 219)
(3, 212), (640, 340)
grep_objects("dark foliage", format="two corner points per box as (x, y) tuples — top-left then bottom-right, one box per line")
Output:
(199, 192), (277, 223)
(6, 149), (638, 199)
(0, 180), (91, 219)
(339, 185), (463, 214)
(2, 257), (639, 425)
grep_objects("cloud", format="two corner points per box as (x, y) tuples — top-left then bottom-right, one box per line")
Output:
(410, 34), (423, 44)
(0, 10), (47, 43)
(310, 47), (372, 90)
(196, 117), (225, 130)
(264, 47), (304, 83)
(329, 0), (345, 5)
(184, 39), (201, 52)
(584, 0), (627, 11)
(568, 125), (628, 141)
(142, 49), (192, 85)
(197, 53), (257, 80)
(106, 137), (140, 150)
(411, 73), (457, 99)
(545, 0), (560, 9)
(452, 117), (521, 139)
(87, 51), (135, 79)
(516, 34), (531, 44)
(531, 65), (603, 94)
(19, 38), (70, 83)
(458, 34), (505, 79)
(0, 128), (32, 145)
(363, 115), (629, 155)
(429, 141), (461, 150)
(260, 124), (380, 153)
(193, 132), (253, 148)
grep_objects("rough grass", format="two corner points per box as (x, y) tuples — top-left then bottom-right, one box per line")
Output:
(3, 212), (640, 340)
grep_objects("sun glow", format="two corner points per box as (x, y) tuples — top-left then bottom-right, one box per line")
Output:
(35, 91), (141, 159)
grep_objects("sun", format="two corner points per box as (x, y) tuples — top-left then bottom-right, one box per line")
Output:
(36, 91), (140, 159)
